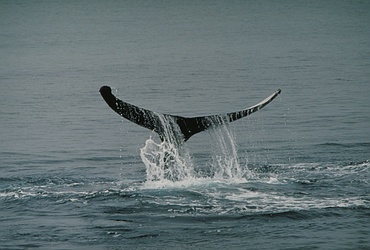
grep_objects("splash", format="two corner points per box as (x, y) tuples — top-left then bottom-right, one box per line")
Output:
(140, 115), (252, 184)
(140, 113), (194, 182)
(140, 138), (194, 182)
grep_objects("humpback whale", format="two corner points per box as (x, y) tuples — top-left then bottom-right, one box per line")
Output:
(100, 86), (281, 144)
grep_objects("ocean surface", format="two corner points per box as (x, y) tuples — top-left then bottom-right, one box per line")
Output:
(1, 1), (369, 249)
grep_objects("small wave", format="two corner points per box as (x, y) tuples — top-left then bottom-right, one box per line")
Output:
(318, 142), (370, 148)
(222, 192), (368, 214)
(259, 161), (369, 174)
(0, 176), (124, 202)
(140, 176), (248, 190)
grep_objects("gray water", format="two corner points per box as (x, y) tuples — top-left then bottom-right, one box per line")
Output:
(1, 1), (370, 249)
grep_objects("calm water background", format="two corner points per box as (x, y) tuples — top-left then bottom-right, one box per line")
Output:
(1, 1), (369, 249)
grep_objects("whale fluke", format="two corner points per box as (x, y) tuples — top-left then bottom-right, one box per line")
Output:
(100, 86), (281, 143)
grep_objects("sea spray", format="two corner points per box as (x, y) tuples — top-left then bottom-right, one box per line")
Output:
(140, 114), (252, 183)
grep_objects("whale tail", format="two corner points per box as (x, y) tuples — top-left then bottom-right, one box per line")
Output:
(100, 86), (281, 143)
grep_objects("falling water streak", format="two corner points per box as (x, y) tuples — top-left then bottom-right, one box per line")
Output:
(207, 117), (251, 180)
